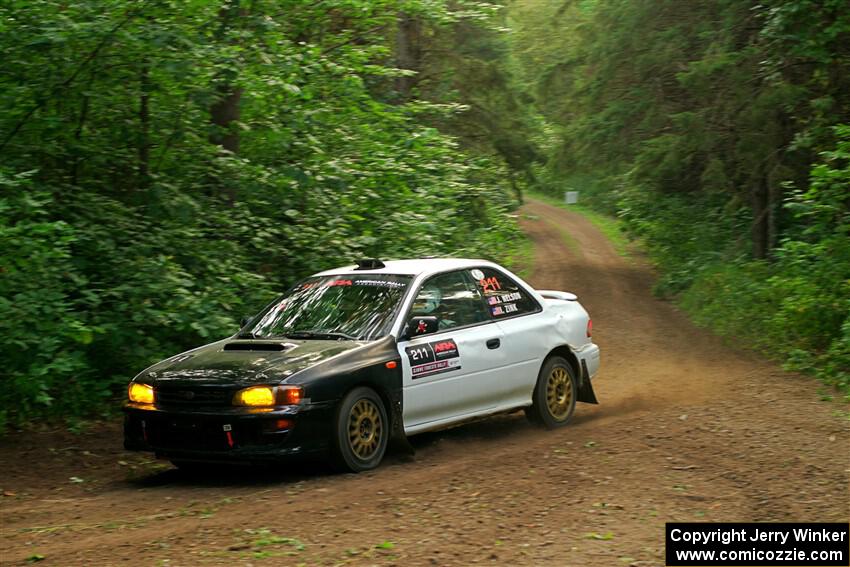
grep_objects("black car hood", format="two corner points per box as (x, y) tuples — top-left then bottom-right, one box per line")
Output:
(142, 338), (367, 386)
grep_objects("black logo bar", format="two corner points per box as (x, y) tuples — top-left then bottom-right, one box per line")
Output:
(666, 522), (849, 566)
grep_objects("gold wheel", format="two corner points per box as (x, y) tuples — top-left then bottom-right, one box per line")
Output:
(347, 398), (383, 460)
(546, 366), (574, 421)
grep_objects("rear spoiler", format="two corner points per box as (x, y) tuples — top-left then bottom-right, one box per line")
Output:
(538, 290), (578, 301)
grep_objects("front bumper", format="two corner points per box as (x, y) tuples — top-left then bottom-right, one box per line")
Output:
(123, 401), (335, 463)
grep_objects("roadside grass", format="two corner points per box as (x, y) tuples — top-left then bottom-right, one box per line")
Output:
(550, 218), (580, 254)
(526, 191), (631, 258)
(521, 209), (581, 255)
(503, 230), (535, 280)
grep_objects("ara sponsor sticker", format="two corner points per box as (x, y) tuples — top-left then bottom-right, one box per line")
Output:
(405, 338), (461, 379)
(470, 269), (485, 280)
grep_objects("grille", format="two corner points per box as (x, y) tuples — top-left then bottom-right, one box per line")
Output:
(155, 386), (233, 407)
(146, 416), (231, 451)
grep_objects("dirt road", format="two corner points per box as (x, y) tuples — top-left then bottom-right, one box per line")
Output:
(2, 199), (848, 566)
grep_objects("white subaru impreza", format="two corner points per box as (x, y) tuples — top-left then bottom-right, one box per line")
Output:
(125, 258), (600, 472)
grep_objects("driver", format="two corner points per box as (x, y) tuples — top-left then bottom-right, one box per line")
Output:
(418, 285), (442, 315)
(413, 285), (454, 330)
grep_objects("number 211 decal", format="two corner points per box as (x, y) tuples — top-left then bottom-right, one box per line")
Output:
(405, 339), (461, 379)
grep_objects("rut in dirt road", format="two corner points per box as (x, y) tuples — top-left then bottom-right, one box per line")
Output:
(1, 199), (847, 567)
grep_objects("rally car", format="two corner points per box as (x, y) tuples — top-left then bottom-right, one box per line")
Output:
(124, 258), (600, 472)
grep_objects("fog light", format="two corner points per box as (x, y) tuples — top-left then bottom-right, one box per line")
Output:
(275, 419), (294, 430)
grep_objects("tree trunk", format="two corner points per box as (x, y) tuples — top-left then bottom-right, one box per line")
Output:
(766, 163), (786, 256)
(209, 0), (245, 204)
(138, 61), (151, 187)
(395, 12), (422, 100)
(750, 174), (770, 260)
(508, 170), (524, 205)
(70, 89), (90, 187)
(210, 85), (242, 155)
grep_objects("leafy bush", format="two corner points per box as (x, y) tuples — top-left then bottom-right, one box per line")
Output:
(678, 127), (850, 393)
(0, 1), (524, 430)
(0, 173), (92, 431)
(617, 186), (750, 296)
(510, 0), (849, 395)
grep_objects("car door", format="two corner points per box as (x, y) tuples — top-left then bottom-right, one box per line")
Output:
(398, 269), (507, 433)
(471, 266), (548, 408)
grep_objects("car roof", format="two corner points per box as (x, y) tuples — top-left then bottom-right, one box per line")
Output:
(313, 258), (500, 277)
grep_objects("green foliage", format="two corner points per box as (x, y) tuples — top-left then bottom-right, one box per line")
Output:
(0, 1), (523, 429)
(415, 3), (541, 197)
(0, 174), (90, 431)
(510, 0), (850, 393)
(618, 188), (750, 295)
(680, 127), (850, 392)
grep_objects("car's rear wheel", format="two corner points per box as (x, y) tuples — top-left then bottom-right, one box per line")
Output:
(526, 356), (577, 429)
(332, 387), (388, 473)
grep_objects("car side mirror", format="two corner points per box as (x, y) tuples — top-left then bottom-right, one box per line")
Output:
(403, 316), (439, 339)
(240, 315), (252, 328)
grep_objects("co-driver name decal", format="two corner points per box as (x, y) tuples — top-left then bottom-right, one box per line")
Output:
(406, 339), (461, 379)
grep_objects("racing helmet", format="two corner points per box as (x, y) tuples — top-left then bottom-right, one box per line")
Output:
(417, 285), (442, 314)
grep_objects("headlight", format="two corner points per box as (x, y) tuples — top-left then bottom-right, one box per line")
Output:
(128, 383), (154, 404)
(232, 385), (303, 407)
(233, 386), (276, 407)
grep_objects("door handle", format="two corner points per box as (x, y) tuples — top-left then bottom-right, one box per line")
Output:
(486, 338), (501, 350)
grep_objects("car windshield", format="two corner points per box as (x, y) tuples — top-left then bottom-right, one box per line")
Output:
(244, 274), (413, 341)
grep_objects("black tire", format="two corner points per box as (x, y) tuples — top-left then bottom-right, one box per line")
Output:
(525, 356), (578, 429)
(332, 386), (389, 473)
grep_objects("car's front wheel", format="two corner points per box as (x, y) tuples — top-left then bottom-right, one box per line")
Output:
(526, 356), (578, 429)
(332, 386), (388, 472)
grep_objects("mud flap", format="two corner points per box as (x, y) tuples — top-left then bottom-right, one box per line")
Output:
(577, 360), (599, 404)
(388, 391), (415, 457)
(389, 434), (416, 457)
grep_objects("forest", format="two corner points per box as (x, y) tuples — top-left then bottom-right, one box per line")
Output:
(2, 0), (848, 431)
